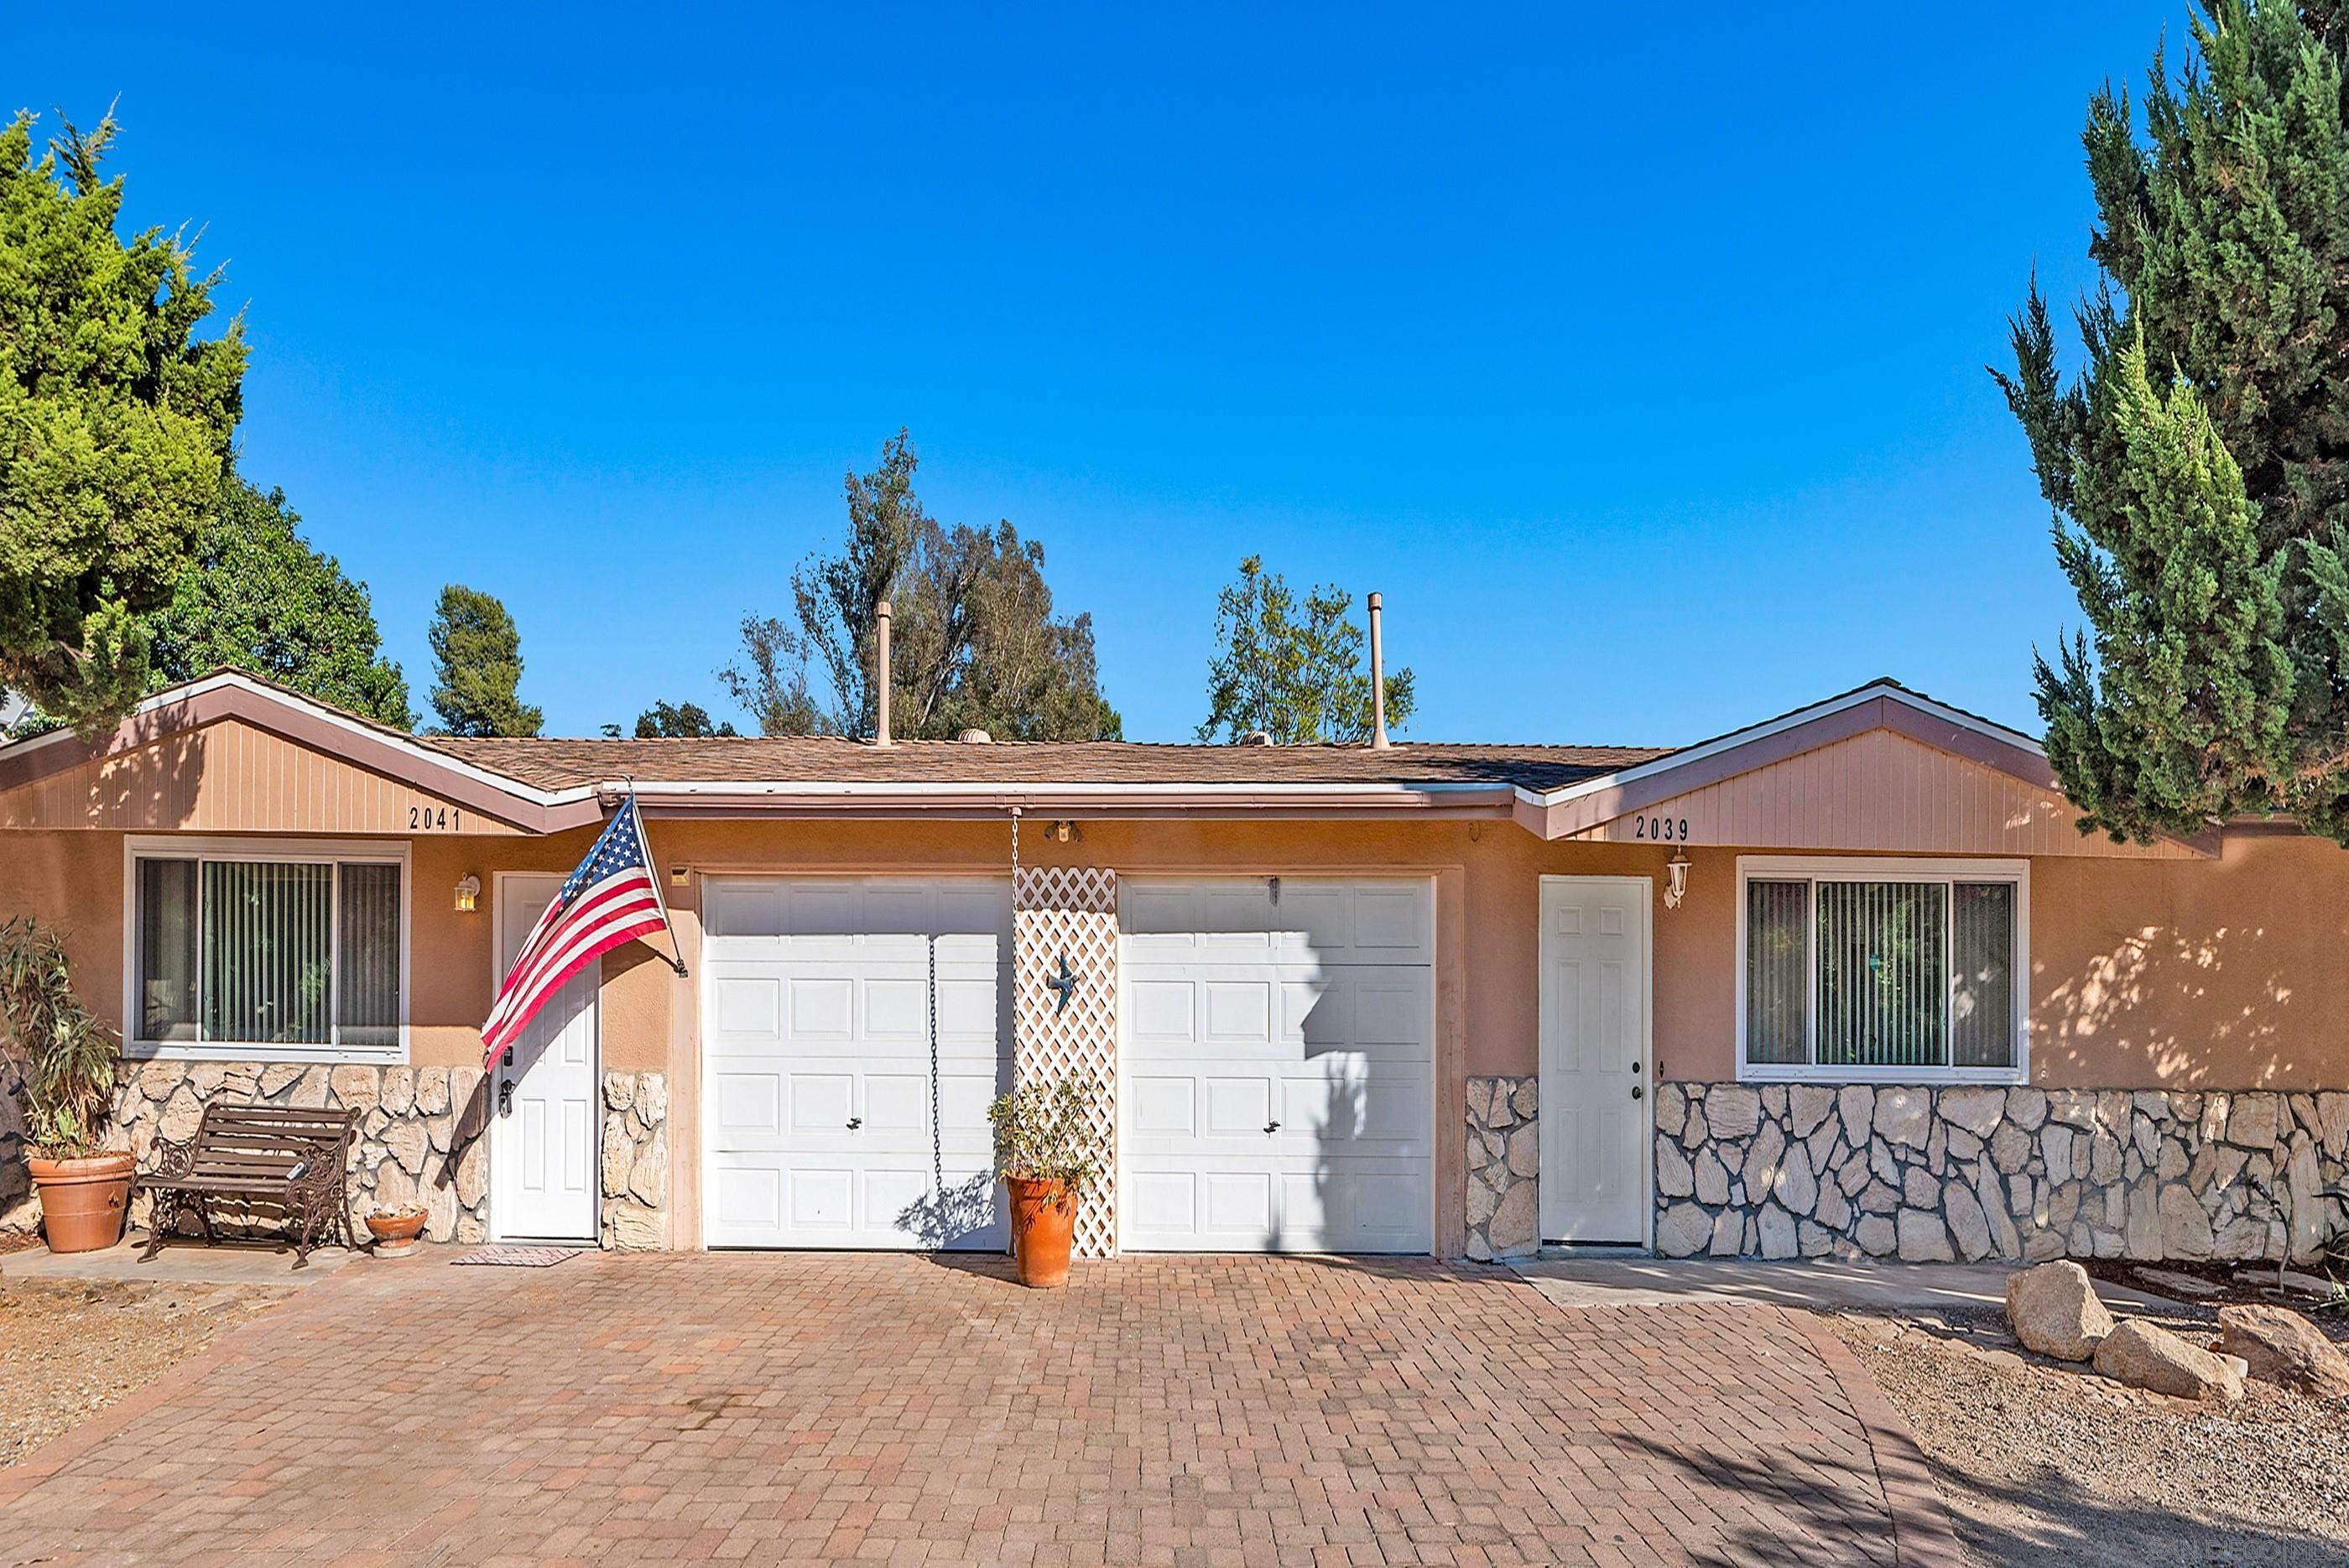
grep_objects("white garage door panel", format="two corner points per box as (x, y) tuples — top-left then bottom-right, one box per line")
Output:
(1122, 878), (1434, 1254)
(701, 878), (1011, 1250)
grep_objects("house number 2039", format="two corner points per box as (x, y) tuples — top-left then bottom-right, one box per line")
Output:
(408, 802), (463, 831)
(1630, 815), (1690, 841)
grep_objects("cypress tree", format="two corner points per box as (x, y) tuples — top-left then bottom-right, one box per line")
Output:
(2002, 1), (2349, 842)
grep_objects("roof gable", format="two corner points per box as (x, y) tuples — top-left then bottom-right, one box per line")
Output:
(0, 674), (600, 835)
(1515, 683), (2209, 858)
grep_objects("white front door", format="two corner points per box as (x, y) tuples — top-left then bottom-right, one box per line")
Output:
(700, 877), (1011, 1249)
(1538, 877), (1651, 1245)
(1119, 878), (1435, 1253)
(489, 873), (601, 1242)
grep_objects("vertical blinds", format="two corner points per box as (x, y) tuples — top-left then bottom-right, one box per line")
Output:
(1815, 881), (1944, 1068)
(1747, 875), (2016, 1071)
(138, 857), (401, 1050)
(338, 864), (402, 1048)
(202, 862), (334, 1045)
(1951, 883), (2016, 1068)
(1744, 880), (1810, 1064)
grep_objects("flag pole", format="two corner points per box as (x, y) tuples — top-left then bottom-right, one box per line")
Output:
(625, 779), (690, 977)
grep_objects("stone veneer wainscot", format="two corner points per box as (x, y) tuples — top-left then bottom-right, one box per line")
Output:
(107, 1060), (492, 1242)
(601, 1071), (668, 1250)
(1465, 1075), (1539, 1260)
(1657, 1081), (2349, 1264)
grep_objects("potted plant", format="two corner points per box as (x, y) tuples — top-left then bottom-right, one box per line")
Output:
(0, 918), (132, 1254)
(987, 1077), (1103, 1289)
(364, 1203), (428, 1258)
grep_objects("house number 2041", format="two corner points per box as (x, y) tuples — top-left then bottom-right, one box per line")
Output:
(1631, 815), (1690, 841)
(408, 802), (463, 831)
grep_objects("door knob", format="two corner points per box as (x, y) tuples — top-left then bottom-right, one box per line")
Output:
(1630, 1086), (1643, 1100)
(498, 1080), (513, 1116)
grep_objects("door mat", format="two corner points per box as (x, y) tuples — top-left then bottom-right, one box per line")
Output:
(448, 1246), (584, 1268)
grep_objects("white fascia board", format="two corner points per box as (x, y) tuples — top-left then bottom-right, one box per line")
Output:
(1521, 683), (2045, 810)
(0, 671), (599, 809)
(613, 779), (1511, 801)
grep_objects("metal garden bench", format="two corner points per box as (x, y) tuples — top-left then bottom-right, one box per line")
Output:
(135, 1102), (362, 1266)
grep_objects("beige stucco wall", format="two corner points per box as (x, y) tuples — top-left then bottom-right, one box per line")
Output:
(12, 812), (2349, 1252)
(16, 819), (2349, 1094)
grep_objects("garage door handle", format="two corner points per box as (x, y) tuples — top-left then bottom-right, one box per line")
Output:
(1264, 1120), (1281, 1133)
(846, 1117), (862, 1130)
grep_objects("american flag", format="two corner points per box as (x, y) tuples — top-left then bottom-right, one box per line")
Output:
(482, 795), (673, 1065)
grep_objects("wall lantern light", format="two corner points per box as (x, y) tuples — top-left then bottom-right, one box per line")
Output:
(1664, 850), (1691, 911)
(454, 874), (482, 914)
(1049, 820), (1081, 844)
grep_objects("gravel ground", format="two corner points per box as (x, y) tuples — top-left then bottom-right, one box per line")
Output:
(0, 1274), (291, 1467)
(1831, 1303), (2349, 1566)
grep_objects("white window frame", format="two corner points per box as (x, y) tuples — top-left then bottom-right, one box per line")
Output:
(121, 836), (411, 1065)
(1735, 855), (2028, 1086)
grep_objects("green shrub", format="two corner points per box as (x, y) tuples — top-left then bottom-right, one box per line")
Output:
(0, 918), (119, 1159)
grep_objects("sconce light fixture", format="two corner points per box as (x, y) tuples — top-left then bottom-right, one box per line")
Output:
(1049, 820), (1081, 844)
(1664, 849), (1691, 911)
(454, 874), (482, 914)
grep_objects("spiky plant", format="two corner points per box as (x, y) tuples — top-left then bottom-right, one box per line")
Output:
(0, 918), (120, 1159)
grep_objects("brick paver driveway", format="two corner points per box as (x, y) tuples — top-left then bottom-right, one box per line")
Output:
(0, 1253), (1952, 1566)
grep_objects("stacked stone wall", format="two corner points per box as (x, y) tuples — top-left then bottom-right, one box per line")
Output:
(1656, 1082), (2349, 1264)
(1465, 1075), (1539, 1260)
(107, 1060), (492, 1242)
(601, 1071), (668, 1250)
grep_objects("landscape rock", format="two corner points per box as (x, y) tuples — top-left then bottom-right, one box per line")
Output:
(2092, 1319), (2245, 1402)
(2004, 1261), (2115, 1361)
(2217, 1304), (2349, 1399)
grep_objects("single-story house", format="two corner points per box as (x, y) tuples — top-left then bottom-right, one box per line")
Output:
(2, 667), (2343, 1268)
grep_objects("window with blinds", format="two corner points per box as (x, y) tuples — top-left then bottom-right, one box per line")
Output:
(1742, 865), (2020, 1077)
(133, 852), (404, 1060)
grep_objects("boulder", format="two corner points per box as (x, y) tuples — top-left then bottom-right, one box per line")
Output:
(2216, 1304), (2349, 1399)
(2092, 1319), (2245, 1402)
(2004, 1260), (2115, 1361)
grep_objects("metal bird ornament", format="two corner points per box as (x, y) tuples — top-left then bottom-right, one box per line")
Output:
(1046, 951), (1080, 1014)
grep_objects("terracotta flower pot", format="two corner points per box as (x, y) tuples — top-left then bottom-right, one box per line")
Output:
(366, 1209), (428, 1258)
(28, 1153), (136, 1254)
(1005, 1175), (1075, 1289)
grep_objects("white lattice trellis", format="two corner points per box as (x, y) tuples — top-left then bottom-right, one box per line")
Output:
(1012, 866), (1119, 1258)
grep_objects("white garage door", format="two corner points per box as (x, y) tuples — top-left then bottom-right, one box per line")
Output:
(701, 878), (1011, 1249)
(1120, 878), (1434, 1253)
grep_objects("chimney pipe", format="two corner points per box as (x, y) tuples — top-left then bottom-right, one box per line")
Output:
(875, 599), (894, 747)
(1367, 591), (1391, 750)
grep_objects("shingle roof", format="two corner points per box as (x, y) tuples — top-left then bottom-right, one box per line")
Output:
(429, 735), (1672, 793)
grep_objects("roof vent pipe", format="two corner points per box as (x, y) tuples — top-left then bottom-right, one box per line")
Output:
(874, 599), (893, 748)
(1367, 591), (1391, 750)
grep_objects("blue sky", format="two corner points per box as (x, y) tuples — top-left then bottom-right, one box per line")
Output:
(13, 3), (2184, 744)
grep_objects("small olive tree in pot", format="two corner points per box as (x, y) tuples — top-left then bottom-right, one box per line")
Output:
(0, 918), (132, 1253)
(987, 1077), (1103, 1288)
